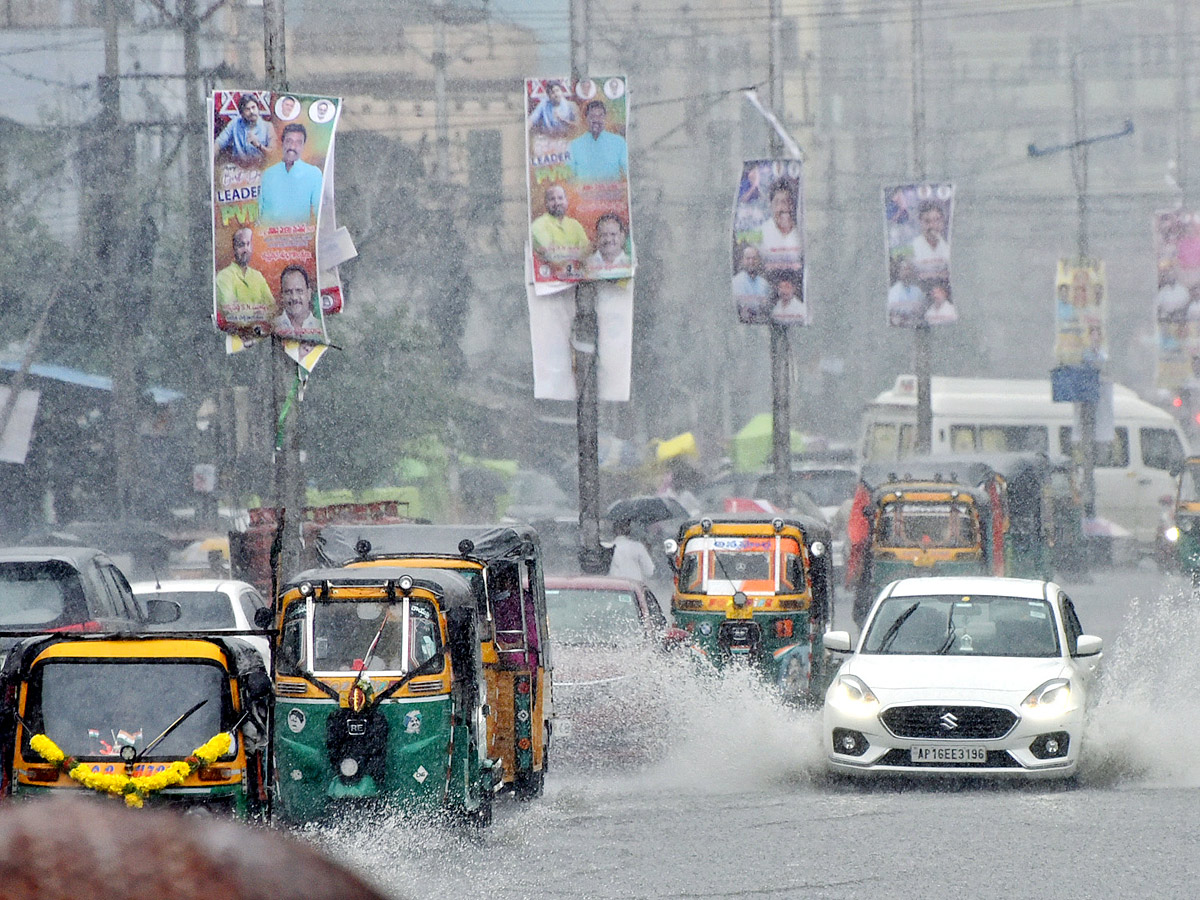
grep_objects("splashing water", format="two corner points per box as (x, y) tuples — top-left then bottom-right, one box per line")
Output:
(1079, 583), (1200, 787)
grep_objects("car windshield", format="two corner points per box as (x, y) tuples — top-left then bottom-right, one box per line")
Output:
(862, 594), (1060, 657)
(140, 590), (236, 629)
(0, 561), (86, 628)
(310, 599), (443, 675)
(32, 660), (229, 759)
(876, 501), (980, 549)
(545, 588), (642, 645)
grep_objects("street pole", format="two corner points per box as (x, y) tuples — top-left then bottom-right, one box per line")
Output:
(1071, 0), (1096, 519)
(570, 0), (603, 573)
(768, 0), (792, 509)
(1176, 0), (1190, 207)
(911, 0), (932, 456)
(262, 1), (304, 576)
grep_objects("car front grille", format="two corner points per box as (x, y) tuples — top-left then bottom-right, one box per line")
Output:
(881, 705), (1018, 740)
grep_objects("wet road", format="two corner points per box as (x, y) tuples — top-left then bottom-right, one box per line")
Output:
(307, 565), (1200, 899)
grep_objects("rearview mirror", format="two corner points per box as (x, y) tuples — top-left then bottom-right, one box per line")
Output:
(823, 630), (852, 653)
(1074, 634), (1103, 657)
(253, 606), (274, 630)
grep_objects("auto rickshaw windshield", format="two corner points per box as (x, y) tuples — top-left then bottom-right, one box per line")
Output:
(679, 535), (806, 595)
(310, 598), (443, 675)
(876, 501), (980, 549)
(30, 660), (229, 758)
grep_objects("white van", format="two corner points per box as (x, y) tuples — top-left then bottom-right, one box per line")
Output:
(860, 375), (1190, 547)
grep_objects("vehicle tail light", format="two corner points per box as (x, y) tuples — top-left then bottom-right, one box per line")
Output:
(775, 619), (793, 638)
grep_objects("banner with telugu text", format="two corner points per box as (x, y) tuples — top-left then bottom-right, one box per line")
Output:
(210, 90), (342, 355)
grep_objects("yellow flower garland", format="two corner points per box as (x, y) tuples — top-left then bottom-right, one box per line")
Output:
(30, 731), (233, 808)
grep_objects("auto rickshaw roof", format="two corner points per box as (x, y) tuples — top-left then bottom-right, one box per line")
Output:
(675, 512), (830, 544)
(281, 565), (477, 610)
(861, 456), (1000, 491)
(316, 523), (541, 567)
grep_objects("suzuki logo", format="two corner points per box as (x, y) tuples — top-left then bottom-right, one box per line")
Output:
(939, 712), (960, 731)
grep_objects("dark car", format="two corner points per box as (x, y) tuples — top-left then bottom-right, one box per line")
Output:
(0, 547), (179, 653)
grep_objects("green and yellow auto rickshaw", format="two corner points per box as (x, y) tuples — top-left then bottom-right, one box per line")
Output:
(0, 633), (271, 817)
(315, 523), (553, 800)
(845, 459), (1008, 624)
(663, 514), (833, 703)
(271, 566), (495, 824)
(1165, 455), (1200, 580)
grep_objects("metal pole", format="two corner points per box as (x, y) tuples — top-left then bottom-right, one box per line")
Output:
(1071, 0), (1096, 519)
(434, 0), (449, 184)
(1177, 0), (1191, 206)
(767, 0), (792, 507)
(570, 0), (603, 572)
(261, 1), (303, 577)
(911, 0), (932, 456)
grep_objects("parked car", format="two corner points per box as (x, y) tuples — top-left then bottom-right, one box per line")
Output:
(0, 547), (179, 658)
(823, 576), (1102, 780)
(130, 579), (271, 667)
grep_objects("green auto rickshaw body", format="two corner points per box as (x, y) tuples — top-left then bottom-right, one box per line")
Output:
(272, 566), (494, 824)
(315, 523), (553, 800)
(1169, 456), (1200, 576)
(666, 514), (832, 702)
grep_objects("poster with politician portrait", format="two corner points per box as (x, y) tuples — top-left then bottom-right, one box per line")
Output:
(525, 76), (633, 285)
(1054, 257), (1107, 368)
(731, 159), (807, 326)
(1153, 209), (1200, 392)
(884, 181), (955, 327)
(210, 90), (342, 353)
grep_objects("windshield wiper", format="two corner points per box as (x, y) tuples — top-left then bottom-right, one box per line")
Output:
(935, 604), (957, 654)
(134, 699), (208, 761)
(876, 602), (920, 654)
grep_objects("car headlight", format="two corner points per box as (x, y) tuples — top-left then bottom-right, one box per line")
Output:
(827, 673), (879, 714)
(1165, 526), (1181, 543)
(1021, 678), (1072, 715)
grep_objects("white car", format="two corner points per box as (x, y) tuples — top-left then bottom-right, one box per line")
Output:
(823, 576), (1102, 780)
(131, 578), (271, 668)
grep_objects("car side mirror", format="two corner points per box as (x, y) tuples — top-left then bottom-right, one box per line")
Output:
(145, 598), (181, 625)
(823, 630), (853, 653)
(253, 606), (274, 630)
(1074, 634), (1103, 657)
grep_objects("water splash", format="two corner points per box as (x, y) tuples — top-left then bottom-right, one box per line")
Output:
(1079, 582), (1200, 787)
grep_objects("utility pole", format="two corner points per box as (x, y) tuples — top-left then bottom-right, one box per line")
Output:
(262, 0), (305, 577)
(570, 0), (603, 573)
(911, 0), (932, 455)
(768, 0), (792, 509)
(1070, 0), (1096, 519)
(433, 0), (450, 184)
(101, 0), (140, 519)
(1175, 0), (1190, 206)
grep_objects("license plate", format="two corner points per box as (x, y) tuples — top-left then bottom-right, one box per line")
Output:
(910, 746), (986, 763)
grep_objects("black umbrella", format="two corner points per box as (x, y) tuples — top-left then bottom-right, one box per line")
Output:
(606, 495), (689, 525)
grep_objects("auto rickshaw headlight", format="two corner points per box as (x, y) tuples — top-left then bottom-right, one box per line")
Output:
(772, 517), (784, 532)
(299, 581), (314, 598)
(458, 539), (475, 556)
(732, 591), (749, 608)
(663, 538), (678, 555)
(119, 745), (136, 762)
(810, 541), (826, 558)
(701, 518), (713, 533)
(1165, 525), (1181, 543)
(397, 575), (414, 593)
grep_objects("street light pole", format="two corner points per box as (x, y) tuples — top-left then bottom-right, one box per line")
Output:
(911, 0), (932, 456)
(768, 0), (792, 509)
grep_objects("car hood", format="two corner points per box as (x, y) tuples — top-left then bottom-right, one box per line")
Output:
(842, 654), (1070, 702)
(553, 644), (637, 688)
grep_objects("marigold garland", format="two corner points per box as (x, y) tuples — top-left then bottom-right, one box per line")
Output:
(31, 731), (233, 808)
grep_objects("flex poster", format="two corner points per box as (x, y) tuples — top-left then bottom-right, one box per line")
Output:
(884, 182), (955, 326)
(731, 159), (807, 326)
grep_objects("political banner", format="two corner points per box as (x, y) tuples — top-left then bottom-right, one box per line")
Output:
(525, 76), (633, 285)
(884, 181), (955, 326)
(1153, 209), (1200, 391)
(731, 159), (807, 326)
(1054, 257), (1107, 368)
(210, 90), (342, 352)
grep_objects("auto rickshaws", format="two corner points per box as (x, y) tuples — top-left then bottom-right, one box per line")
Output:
(0, 633), (271, 817)
(1165, 455), (1200, 580)
(845, 459), (1008, 624)
(663, 514), (833, 703)
(271, 566), (495, 824)
(315, 523), (553, 800)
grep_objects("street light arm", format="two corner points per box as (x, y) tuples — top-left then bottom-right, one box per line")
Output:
(1028, 119), (1134, 158)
